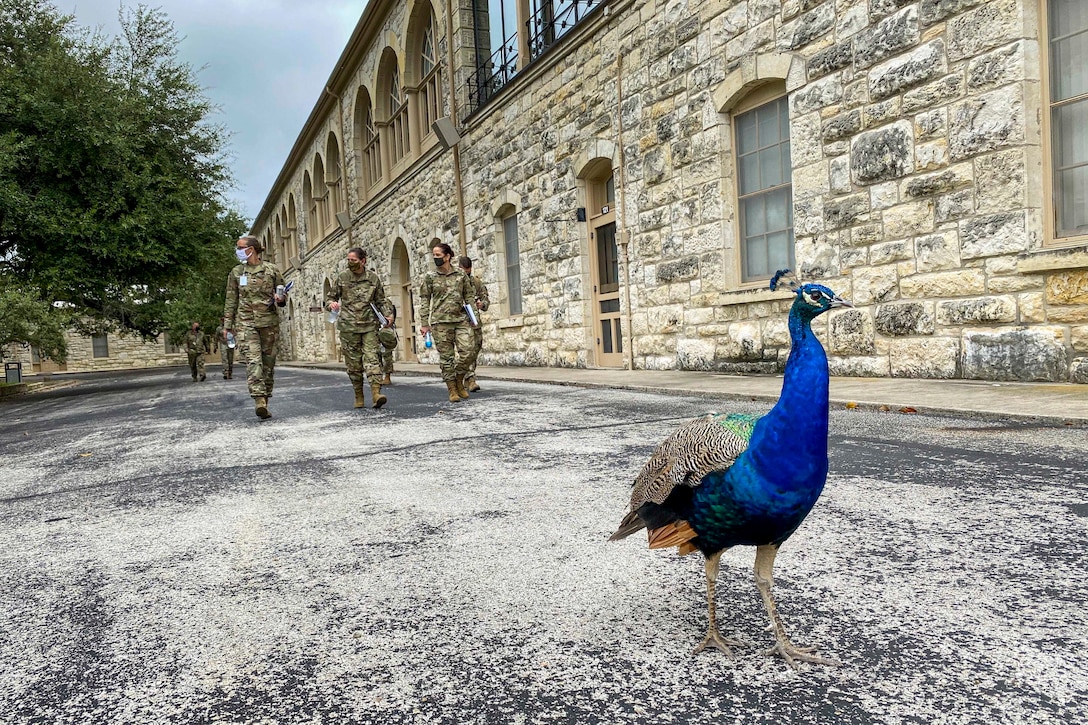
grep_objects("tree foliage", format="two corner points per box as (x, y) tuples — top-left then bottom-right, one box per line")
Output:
(0, 0), (245, 347)
(0, 284), (69, 362)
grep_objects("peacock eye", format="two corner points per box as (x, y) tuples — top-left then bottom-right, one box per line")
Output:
(809, 290), (824, 301)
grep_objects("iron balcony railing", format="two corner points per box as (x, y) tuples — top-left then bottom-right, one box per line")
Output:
(465, 0), (604, 114)
(467, 30), (520, 113)
(527, 0), (603, 61)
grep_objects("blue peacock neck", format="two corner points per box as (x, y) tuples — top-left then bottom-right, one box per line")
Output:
(746, 300), (831, 482)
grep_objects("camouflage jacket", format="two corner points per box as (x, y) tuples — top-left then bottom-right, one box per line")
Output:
(420, 268), (474, 326)
(183, 329), (208, 354)
(327, 267), (392, 333)
(223, 261), (286, 329)
(467, 274), (489, 314)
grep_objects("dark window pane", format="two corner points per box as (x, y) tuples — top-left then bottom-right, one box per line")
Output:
(601, 319), (613, 353)
(92, 334), (109, 358)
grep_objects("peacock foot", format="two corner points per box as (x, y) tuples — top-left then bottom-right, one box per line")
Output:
(763, 639), (841, 669)
(692, 627), (747, 656)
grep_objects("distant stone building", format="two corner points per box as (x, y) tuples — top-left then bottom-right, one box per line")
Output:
(250, 0), (1088, 383)
(4, 331), (187, 374)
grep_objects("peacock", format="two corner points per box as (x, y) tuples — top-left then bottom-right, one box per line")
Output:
(610, 270), (850, 668)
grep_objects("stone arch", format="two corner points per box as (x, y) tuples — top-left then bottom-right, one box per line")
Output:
(713, 52), (804, 113)
(490, 189), (520, 218)
(574, 139), (619, 179)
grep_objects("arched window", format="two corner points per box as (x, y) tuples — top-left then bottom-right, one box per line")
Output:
(388, 65), (409, 165)
(286, 194), (299, 260)
(419, 13), (441, 136)
(353, 87), (381, 197)
(312, 154), (329, 239)
(378, 49), (409, 171)
(326, 133), (343, 217)
(274, 214), (284, 267)
(302, 172), (315, 247)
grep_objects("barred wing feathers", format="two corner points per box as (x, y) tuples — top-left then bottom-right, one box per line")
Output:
(609, 412), (757, 543)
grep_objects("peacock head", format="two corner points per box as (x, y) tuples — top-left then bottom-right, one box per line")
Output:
(769, 270), (852, 321)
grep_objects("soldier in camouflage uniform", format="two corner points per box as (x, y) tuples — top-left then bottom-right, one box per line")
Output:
(378, 302), (397, 385)
(458, 256), (489, 392)
(326, 247), (393, 409)
(223, 235), (287, 419)
(184, 321), (208, 382)
(214, 317), (234, 379)
(419, 242), (477, 403)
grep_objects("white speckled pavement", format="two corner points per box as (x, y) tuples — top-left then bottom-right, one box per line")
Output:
(1, 366), (1085, 723)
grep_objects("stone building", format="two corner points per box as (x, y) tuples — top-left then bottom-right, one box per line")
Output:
(3, 331), (188, 374)
(251, 0), (1088, 382)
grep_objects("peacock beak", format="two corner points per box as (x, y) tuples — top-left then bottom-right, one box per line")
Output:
(829, 295), (853, 309)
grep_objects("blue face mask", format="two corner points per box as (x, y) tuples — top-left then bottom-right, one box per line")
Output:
(235, 248), (249, 263)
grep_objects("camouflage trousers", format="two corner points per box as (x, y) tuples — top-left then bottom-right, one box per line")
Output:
(341, 330), (381, 388)
(237, 325), (278, 398)
(379, 344), (394, 375)
(432, 322), (477, 382)
(220, 345), (234, 375)
(187, 353), (205, 379)
(466, 326), (483, 378)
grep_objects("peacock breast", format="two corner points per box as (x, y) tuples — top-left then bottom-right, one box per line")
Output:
(688, 459), (826, 551)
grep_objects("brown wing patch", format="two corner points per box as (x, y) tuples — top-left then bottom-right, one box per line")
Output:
(647, 520), (697, 550)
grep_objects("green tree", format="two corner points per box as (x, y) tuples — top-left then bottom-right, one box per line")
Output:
(0, 0), (244, 344)
(0, 284), (69, 362)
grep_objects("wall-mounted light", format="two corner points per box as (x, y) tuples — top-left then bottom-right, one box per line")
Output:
(432, 116), (462, 150)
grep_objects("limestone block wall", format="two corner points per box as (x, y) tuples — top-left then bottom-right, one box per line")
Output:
(254, 0), (1088, 383)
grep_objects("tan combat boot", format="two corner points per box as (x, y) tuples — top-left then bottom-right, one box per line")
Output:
(445, 380), (461, 403)
(254, 396), (271, 419)
(371, 383), (387, 409)
(353, 385), (366, 409)
(381, 373), (391, 385)
(454, 376), (470, 400)
(466, 376), (481, 392)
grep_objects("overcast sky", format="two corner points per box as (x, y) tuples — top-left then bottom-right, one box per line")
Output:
(66, 1), (367, 226)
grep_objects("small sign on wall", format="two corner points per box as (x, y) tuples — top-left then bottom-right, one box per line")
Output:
(309, 306), (323, 312)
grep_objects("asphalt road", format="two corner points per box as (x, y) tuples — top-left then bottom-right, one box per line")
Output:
(1, 366), (1086, 724)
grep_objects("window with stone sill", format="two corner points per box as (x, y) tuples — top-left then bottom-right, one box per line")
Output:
(1045, 0), (1088, 243)
(503, 213), (523, 315)
(91, 333), (109, 358)
(734, 93), (794, 282)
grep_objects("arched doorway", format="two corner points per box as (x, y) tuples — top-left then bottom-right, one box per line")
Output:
(390, 238), (417, 362)
(322, 280), (339, 362)
(584, 160), (622, 368)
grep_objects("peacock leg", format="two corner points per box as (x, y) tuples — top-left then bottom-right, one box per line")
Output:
(693, 550), (747, 656)
(753, 544), (840, 669)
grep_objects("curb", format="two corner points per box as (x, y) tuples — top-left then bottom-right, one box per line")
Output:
(280, 363), (1087, 427)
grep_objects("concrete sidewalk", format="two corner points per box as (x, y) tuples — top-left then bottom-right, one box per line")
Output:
(284, 361), (1088, 425)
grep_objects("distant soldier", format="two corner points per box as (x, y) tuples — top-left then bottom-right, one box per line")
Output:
(326, 247), (393, 409)
(419, 242), (477, 403)
(214, 317), (234, 379)
(223, 235), (287, 419)
(458, 256), (489, 392)
(378, 302), (397, 386)
(183, 321), (208, 382)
